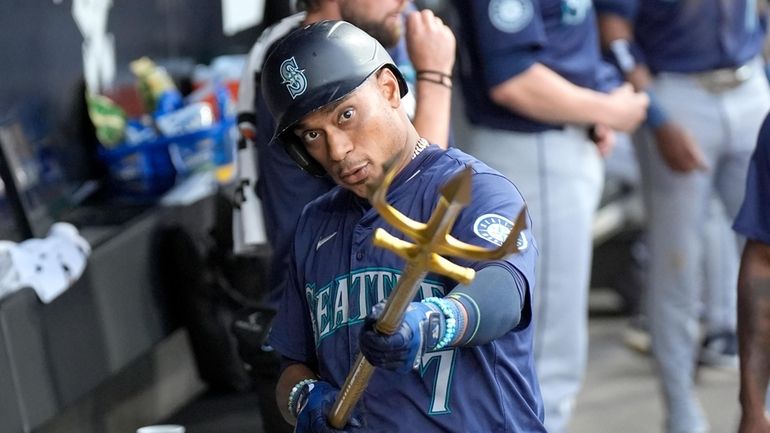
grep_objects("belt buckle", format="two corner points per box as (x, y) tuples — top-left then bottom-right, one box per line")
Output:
(696, 64), (752, 93)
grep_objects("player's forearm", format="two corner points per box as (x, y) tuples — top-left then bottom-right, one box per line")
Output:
(445, 263), (525, 346)
(276, 360), (319, 424)
(489, 63), (619, 127)
(412, 79), (452, 149)
(737, 240), (770, 415)
(597, 13), (652, 91)
(597, 13), (633, 51)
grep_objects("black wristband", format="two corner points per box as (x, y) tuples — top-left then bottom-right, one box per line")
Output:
(416, 70), (452, 89)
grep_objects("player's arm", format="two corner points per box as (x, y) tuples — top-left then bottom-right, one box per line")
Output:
(359, 173), (535, 372)
(737, 240), (770, 432)
(269, 233), (333, 430)
(359, 262), (526, 372)
(481, 12), (647, 132)
(444, 262), (526, 345)
(276, 359), (357, 433)
(596, 8), (707, 171)
(276, 361), (319, 424)
(595, 9), (650, 90)
(489, 62), (647, 133)
(405, 9), (455, 149)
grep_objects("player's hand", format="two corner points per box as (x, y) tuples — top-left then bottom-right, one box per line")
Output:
(294, 381), (361, 433)
(589, 123), (616, 158)
(653, 122), (709, 172)
(405, 9), (456, 76)
(359, 301), (442, 373)
(604, 83), (649, 133)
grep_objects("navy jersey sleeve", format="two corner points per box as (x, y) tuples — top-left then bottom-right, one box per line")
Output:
(593, 0), (638, 21)
(734, 113), (770, 244)
(457, 0), (546, 88)
(267, 242), (318, 366)
(451, 170), (538, 300)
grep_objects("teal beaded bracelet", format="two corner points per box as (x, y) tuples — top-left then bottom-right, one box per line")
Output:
(288, 378), (317, 419)
(422, 297), (457, 350)
(447, 298), (465, 345)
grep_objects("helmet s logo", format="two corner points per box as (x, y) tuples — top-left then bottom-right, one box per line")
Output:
(280, 57), (307, 99)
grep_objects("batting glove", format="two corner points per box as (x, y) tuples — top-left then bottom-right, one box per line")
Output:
(359, 301), (444, 373)
(294, 381), (361, 433)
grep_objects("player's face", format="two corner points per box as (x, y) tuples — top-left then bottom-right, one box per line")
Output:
(338, 0), (407, 48)
(293, 72), (410, 198)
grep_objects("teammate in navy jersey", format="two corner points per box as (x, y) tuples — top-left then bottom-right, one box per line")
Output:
(449, 1), (648, 431)
(595, 1), (770, 431)
(734, 112), (770, 433)
(261, 21), (546, 433)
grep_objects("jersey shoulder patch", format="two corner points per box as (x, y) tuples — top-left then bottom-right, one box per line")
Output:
(472, 213), (528, 250)
(488, 0), (534, 33)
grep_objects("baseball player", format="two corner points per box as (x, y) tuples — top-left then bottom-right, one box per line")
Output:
(231, 4), (454, 430)
(734, 111), (770, 433)
(262, 21), (546, 432)
(448, 1), (648, 431)
(595, 1), (770, 431)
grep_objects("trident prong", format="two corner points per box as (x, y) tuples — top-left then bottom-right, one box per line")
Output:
(328, 162), (528, 429)
(371, 164), (527, 268)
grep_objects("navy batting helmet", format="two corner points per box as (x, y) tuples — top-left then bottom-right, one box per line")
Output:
(261, 20), (408, 176)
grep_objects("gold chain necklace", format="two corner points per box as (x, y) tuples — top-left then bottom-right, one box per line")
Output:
(411, 137), (429, 160)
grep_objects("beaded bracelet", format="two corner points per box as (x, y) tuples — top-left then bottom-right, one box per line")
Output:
(446, 298), (465, 346)
(422, 297), (457, 350)
(288, 378), (318, 419)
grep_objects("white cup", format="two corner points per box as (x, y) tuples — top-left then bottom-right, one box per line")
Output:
(136, 425), (185, 433)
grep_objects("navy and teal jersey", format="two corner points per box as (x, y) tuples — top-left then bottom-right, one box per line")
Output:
(734, 112), (770, 244)
(269, 146), (546, 432)
(240, 14), (422, 307)
(594, 0), (766, 73)
(451, 0), (616, 133)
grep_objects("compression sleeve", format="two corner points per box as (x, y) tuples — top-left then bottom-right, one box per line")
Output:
(446, 263), (525, 346)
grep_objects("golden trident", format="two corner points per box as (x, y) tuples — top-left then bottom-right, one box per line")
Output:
(328, 163), (528, 428)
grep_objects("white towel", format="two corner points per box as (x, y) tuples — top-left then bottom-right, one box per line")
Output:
(0, 222), (91, 303)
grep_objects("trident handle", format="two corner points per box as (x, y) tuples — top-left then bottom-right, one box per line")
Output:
(328, 264), (428, 428)
(328, 353), (374, 428)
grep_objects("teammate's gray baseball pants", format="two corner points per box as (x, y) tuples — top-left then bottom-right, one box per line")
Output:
(462, 125), (603, 433)
(701, 198), (739, 336)
(636, 57), (770, 433)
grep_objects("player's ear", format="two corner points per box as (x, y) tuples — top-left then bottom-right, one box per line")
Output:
(375, 68), (401, 108)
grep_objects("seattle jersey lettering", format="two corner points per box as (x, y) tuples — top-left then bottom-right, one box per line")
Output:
(305, 267), (447, 344)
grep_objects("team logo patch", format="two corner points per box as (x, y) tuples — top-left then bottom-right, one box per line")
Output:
(279, 56), (307, 99)
(473, 213), (528, 250)
(561, 0), (591, 25)
(488, 0), (534, 33)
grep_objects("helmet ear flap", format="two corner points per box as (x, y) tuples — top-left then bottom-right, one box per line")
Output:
(281, 134), (327, 177)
